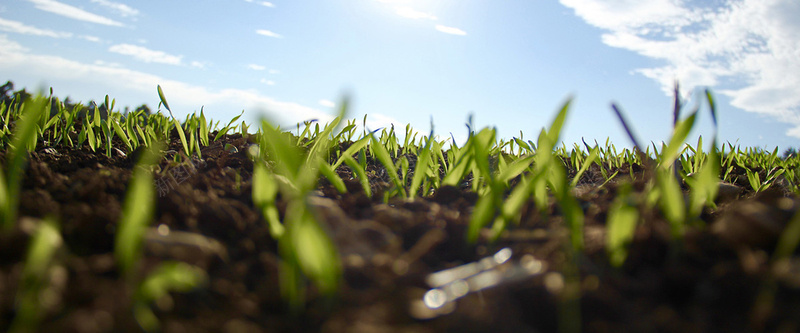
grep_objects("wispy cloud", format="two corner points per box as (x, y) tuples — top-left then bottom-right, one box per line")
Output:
(560, 0), (800, 138)
(0, 34), (29, 53)
(108, 44), (182, 65)
(90, 0), (139, 17)
(244, 0), (275, 8)
(248, 64), (266, 70)
(261, 79), (275, 85)
(0, 17), (72, 38)
(395, 7), (437, 20)
(80, 35), (101, 43)
(27, 0), (124, 26)
(435, 25), (467, 36)
(0, 34), (334, 127)
(373, 1), (468, 37)
(256, 29), (282, 38)
(93, 59), (123, 68)
(268, 69), (280, 74)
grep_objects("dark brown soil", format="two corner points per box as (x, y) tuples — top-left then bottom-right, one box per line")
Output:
(2, 132), (800, 333)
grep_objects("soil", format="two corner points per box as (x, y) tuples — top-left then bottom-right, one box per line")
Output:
(1, 132), (800, 333)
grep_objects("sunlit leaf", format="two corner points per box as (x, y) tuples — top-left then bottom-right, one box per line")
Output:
(157, 85), (171, 113)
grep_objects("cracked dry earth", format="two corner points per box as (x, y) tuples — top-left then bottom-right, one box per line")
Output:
(2, 132), (800, 332)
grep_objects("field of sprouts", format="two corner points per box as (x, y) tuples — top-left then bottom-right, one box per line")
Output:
(1, 81), (800, 332)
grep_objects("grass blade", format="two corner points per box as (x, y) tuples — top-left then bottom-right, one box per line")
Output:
(409, 122), (434, 199)
(111, 117), (132, 151)
(173, 119), (190, 156)
(570, 147), (599, 187)
(660, 111), (697, 170)
(370, 131), (406, 198)
(343, 154), (372, 197)
(320, 161), (347, 194)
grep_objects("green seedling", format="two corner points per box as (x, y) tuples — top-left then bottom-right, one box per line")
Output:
(111, 114), (133, 152)
(99, 95), (118, 157)
(198, 108), (209, 146)
(254, 116), (341, 310)
(441, 135), (468, 183)
(466, 127), (503, 243)
(1, 95), (47, 230)
(214, 110), (243, 141)
(370, 129), (407, 199)
(409, 124), (434, 199)
(685, 90), (721, 219)
(157, 85), (190, 156)
(606, 182), (639, 267)
(320, 161), (347, 193)
(332, 134), (371, 169)
(399, 156), (410, 189)
(4, 82), (800, 328)
(9, 217), (62, 333)
(115, 142), (163, 279)
(570, 146), (600, 187)
(342, 154), (372, 197)
(252, 161), (285, 238)
(133, 262), (207, 332)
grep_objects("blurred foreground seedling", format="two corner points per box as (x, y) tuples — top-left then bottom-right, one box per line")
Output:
(114, 124), (206, 332)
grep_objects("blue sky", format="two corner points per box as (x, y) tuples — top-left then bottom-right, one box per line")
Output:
(1, 0), (798, 151)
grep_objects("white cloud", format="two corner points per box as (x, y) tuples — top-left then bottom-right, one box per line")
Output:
(560, 0), (800, 138)
(90, 0), (139, 17)
(318, 99), (336, 108)
(395, 7), (437, 20)
(0, 17), (72, 38)
(435, 25), (466, 36)
(248, 64), (266, 70)
(256, 29), (282, 38)
(268, 69), (280, 74)
(190, 61), (206, 69)
(559, 0), (696, 32)
(260, 79), (275, 85)
(244, 0), (275, 7)
(0, 34), (334, 127)
(27, 0), (124, 26)
(108, 44), (182, 65)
